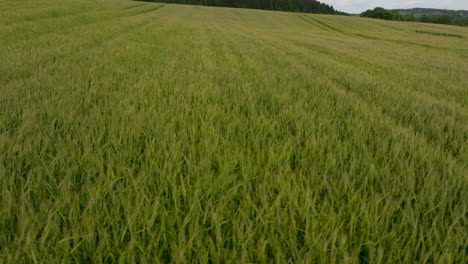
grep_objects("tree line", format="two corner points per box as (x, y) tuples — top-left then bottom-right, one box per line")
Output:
(361, 7), (468, 27)
(140, 0), (345, 15)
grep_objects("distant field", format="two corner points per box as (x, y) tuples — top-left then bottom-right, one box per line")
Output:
(1, 0), (467, 262)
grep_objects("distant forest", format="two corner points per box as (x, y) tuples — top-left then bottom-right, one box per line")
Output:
(393, 8), (468, 19)
(138, 0), (346, 15)
(361, 7), (468, 26)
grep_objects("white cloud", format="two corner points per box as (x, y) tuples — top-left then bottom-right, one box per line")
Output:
(407, 0), (425, 5)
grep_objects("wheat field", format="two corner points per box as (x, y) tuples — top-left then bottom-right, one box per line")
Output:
(1, 0), (467, 262)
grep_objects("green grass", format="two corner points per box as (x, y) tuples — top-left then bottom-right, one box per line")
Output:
(1, 0), (467, 262)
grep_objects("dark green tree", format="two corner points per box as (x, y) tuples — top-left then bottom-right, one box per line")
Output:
(360, 7), (403, 21)
(403, 13), (416, 21)
(436, 14), (453, 24)
(141, 0), (346, 14)
(419, 14), (434, 23)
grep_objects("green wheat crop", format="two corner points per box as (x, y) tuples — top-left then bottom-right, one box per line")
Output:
(1, 0), (467, 262)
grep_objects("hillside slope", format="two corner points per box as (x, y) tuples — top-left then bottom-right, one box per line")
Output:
(1, 0), (467, 262)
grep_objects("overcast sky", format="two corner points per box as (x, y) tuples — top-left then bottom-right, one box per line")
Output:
(320, 0), (468, 13)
